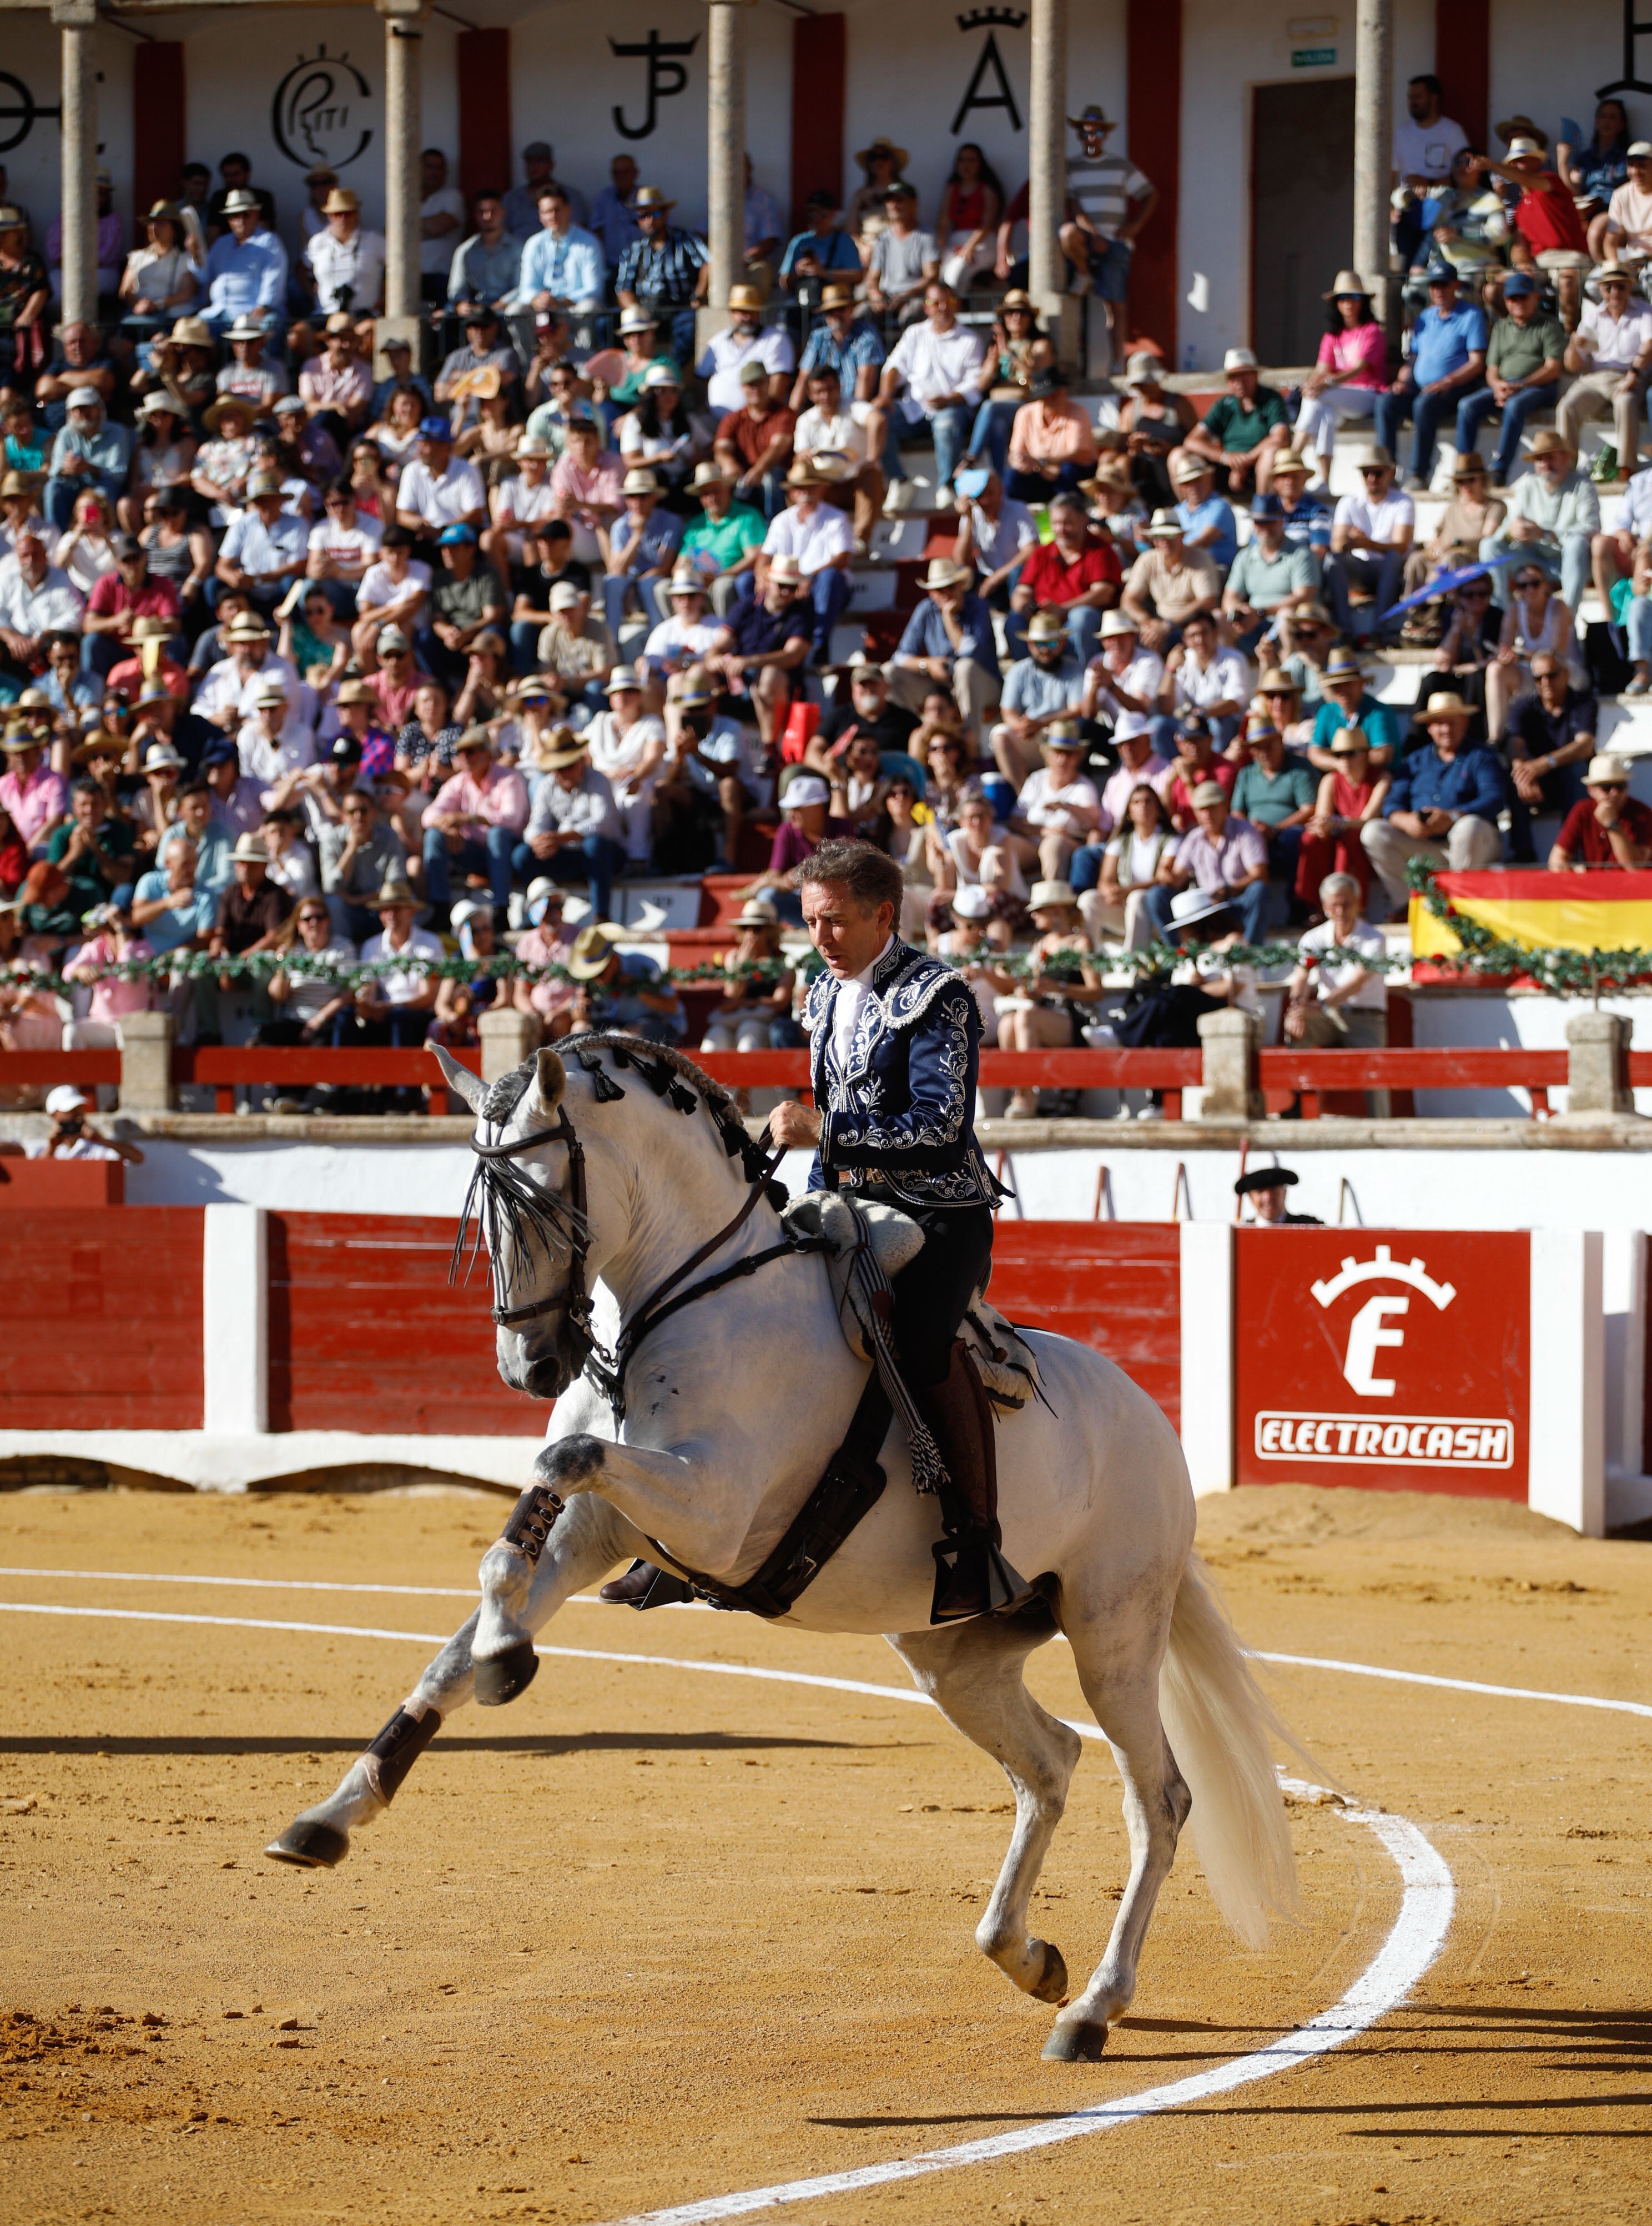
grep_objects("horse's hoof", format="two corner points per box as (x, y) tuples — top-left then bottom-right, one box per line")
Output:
(473, 1640), (538, 1708)
(265, 1818), (349, 1869)
(1042, 2016), (1109, 2063)
(1030, 1940), (1069, 2005)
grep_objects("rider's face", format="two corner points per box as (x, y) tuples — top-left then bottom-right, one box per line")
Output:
(801, 880), (895, 981)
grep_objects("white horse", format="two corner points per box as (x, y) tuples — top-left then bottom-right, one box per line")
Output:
(268, 1035), (1300, 2062)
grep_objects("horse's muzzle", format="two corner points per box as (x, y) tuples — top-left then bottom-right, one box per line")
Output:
(498, 1341), (575, 1401)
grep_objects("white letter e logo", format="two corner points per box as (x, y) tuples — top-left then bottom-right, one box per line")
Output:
(1342, 1296), (1409, 1397)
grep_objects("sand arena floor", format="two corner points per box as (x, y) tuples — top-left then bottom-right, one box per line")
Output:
(2, 1481), (1650, 2226)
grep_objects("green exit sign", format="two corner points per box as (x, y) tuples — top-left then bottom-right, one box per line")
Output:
(1292, 44), (1337, 64)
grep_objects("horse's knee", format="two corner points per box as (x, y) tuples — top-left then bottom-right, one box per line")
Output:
(535, 1433), (606, 1490)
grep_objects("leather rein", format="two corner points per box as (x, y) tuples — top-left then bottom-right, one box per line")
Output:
(468, 1092), (817, 1420)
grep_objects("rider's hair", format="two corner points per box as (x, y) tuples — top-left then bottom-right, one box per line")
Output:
(799, 838), (903, 916)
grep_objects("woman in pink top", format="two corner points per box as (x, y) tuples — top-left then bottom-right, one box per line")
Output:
(1295, 271), (1391, 475)
(63, 905), (155, 1046)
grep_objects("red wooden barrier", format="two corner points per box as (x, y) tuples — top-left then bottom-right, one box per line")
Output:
(0, 1050), (121, 1086)
(1257, 1047), (1568, 1119)
(0, 1158), (123, 1205)
(989, 1222), (1182, 1429)
(173, 1044), (482, 1116)
(0, 1207), (203, 1428)
(266, 1212), (535, 1437)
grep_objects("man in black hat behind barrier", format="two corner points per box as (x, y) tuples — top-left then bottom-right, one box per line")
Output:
(1235, 1166), (1323, 1225)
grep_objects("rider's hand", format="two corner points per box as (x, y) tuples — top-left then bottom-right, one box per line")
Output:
(768, 1099), (823, 1151)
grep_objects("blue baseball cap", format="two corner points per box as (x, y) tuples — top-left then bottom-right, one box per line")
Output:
(437, 522), (477, 546)
(419, 414), (452, 441)
(1503, 271), (1537, 298)
(1250, 492), (1285, 521)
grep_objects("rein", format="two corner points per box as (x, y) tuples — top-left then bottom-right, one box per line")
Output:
(464, 1052), (819, 1420)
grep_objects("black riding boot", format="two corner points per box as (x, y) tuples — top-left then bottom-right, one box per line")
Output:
(598, 1558), (695, 1608)
(916, 1342), (1033, 1624)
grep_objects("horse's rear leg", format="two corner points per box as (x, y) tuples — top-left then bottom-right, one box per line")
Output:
(889, 1613), (1081, 2006)
(1042, 1617), (1190, 2062)
(264, 1495), (632, 1868)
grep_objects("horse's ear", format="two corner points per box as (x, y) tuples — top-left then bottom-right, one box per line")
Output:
(429, 1042), (486, 1111)
(533, 1045), (567, 1117)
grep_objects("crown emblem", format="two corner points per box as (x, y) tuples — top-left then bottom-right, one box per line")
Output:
(957, 6), (1028, 27)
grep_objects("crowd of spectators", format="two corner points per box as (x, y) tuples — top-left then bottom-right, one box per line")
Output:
(3, 107), (1651, 1121)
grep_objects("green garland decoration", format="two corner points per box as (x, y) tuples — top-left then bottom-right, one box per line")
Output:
(4, 864), (1646, 999)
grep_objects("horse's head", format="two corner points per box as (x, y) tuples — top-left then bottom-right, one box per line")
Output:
(436, 1043), (598, 1402)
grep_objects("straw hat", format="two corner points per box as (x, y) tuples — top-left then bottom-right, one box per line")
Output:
(1418, 692), (1474, 723)
(230, 833), (271, 864)
(1587, 753), (1630, 785)
(1188, 780), (1228, 809)
(203, 394), (255, 435)
(1145, 508), (1183, 537)
(920, 556), (969, 591)
(568, 921), (629, 979)
(1528, 427), (1574, 457)
(167, 316), (215, 350)
(690, 460), (732, 492)
(322, 188), (360, 216)
(1323, 269), (1372, 299)
(373, 878), (417, 908)
(0, 470), (39, 500)
(1028, 879), (1079, 911)
(727, 284), (765, 314)
(530, 728), (592, 772)
(603, 664), (643, 694)
(621, 467), (661, 497)
(1257, 667), (1300, 695)
(1330, 726), (1371, 755)
(129, 615), (174, 643)
(856, 135), (909, 172)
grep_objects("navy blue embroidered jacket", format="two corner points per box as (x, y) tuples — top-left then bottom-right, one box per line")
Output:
(803, 938), (999, 1210)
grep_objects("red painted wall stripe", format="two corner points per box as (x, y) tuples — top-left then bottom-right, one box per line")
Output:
(456, 28), (513, 208)
(791, 12), (846, 234)
(132, 44), (187, 226)
(990, 1222), (1182, 1429)
(1126, 0), (1181, 361)
(0, 1208), (203, 1429)
(1434, 0), (1489, 158)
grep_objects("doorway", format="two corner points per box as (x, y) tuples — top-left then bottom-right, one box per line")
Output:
(1252, 77), (1355, 367)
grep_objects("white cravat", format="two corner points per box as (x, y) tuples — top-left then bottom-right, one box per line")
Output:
(830, 935), (895, 1071)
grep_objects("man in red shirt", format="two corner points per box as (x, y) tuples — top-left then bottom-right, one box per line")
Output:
(1549, 753), (1652, 869)
(80, 535), (182, 681)
(1009, 490), (1121, 663)
(1469, 139), (1591, 326)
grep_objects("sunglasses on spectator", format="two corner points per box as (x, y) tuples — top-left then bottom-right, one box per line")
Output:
(343, 803), (371, 817)
(1593, 780), (1629, 792)
(1515, 573), (1544, 589)
(381, 646), (409, 658)
(298, 908), (330, 923)
(1359, 466), (1389, 478)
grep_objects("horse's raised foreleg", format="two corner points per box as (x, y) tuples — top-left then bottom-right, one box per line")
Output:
(263, 1494), (633, 1867)
(889, 1614), (1081, 2006)
(1042, 1619), (1190, 2062)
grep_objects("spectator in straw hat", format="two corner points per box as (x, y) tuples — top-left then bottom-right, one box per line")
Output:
(709, 554), (815, 747)
(698, 281), (795, 416)
(1294, 725), (1388, 908)
(993, 607), (1086, 785)
(211, 829), (293, 961)
(517, 728), (626, 922)
(1293, 272), (1388, 471)
(793, 362), (885, 553)
(678, 458), (766, 615)
(307, 187), (386, 331)
(713, 361), (798, 521)
(421, 724), (527, 918)
(1363, 691), (1504, 908)
(354, 875), (444, 1041)
(1479, 427), (1598, 613)
(601, 465), (683, 639)
(1183, 348), (1290, 495)
(1558, 263), (1652, 477)
(1119, 506), (1218, 653)
(889, 554), (1000, 736)
(202, 187), (288, 335)
(793, 279), (887, 414)
(615, 185), (709, 367)
(761, 459), (853, 663)
(1549, 753), (1652, 870)
(1324, 444), (1413, 636)
(1011, 721), (1102, 884)
(1145, 778), (1269, 946)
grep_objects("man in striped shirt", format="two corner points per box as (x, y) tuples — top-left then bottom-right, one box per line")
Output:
(616, 187), (710, 369)
(1062, 104), (1156, 362)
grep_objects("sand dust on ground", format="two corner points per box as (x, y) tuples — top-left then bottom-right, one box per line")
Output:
(1, 1483), (1649, 2226)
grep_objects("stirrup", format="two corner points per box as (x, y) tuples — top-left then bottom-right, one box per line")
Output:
(929, 1533), (1035, 1625)
(597, 1558), (696, 1610)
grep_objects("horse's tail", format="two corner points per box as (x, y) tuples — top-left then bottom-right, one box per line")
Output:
(1157, 1551), (1305, 1950)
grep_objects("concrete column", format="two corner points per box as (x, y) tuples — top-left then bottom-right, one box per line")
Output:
(1353, 0), (1394, 335)
(478, 1005), (542, 1086)
(117, 1009), (175, 1112)
(1528, 1228), (1605, 1537)
(1028, 0), (1068, 327)
(1564, 1009), (1635, 1120)
(379, 0), (426, 325)
(53, 0), (99, 332)
(1178, 1220), (1234, 1494)
(1196, 1008), (1263, 1125)
(203, 1204), (268, 1437)
(702, 0), (752, 345)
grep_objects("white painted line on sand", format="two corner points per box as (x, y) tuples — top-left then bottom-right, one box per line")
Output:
(7, 1568), (1651, 1722)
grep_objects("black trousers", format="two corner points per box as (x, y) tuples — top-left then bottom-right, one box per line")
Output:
(844, 1192), (994, 1388)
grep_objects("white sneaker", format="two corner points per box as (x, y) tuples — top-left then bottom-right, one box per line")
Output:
(1135, 1104), (1165, 1122)
(882, 482), (913, 516)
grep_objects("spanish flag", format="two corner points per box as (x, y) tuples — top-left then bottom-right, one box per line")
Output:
(1409, 868), (1652, 963)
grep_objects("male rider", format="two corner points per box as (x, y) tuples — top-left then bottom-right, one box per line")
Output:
(601, 837), (1025, 1624)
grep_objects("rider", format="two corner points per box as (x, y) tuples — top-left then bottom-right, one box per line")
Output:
(602, 836), (1026, 1623)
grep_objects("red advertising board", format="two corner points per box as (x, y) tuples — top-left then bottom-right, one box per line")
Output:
(1233, 1228), (1530, 1500)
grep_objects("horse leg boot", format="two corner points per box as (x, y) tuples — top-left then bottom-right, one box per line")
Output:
(919, 1341), (1034, 1624)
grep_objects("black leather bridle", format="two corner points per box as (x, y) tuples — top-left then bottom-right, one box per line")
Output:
(464, 1078), (815, 1421)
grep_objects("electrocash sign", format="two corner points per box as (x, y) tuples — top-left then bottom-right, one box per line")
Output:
(1232, 1228), (1529, 1498)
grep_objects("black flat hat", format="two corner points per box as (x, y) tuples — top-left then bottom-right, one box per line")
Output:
(1235, 1166), (1298, 1196)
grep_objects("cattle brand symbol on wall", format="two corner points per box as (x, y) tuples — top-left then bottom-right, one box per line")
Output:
(953, 7), (1026, 137)
(608, 31), (699, 142)
(271, 46), (374, 173)
(0, 72), (62, 158)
